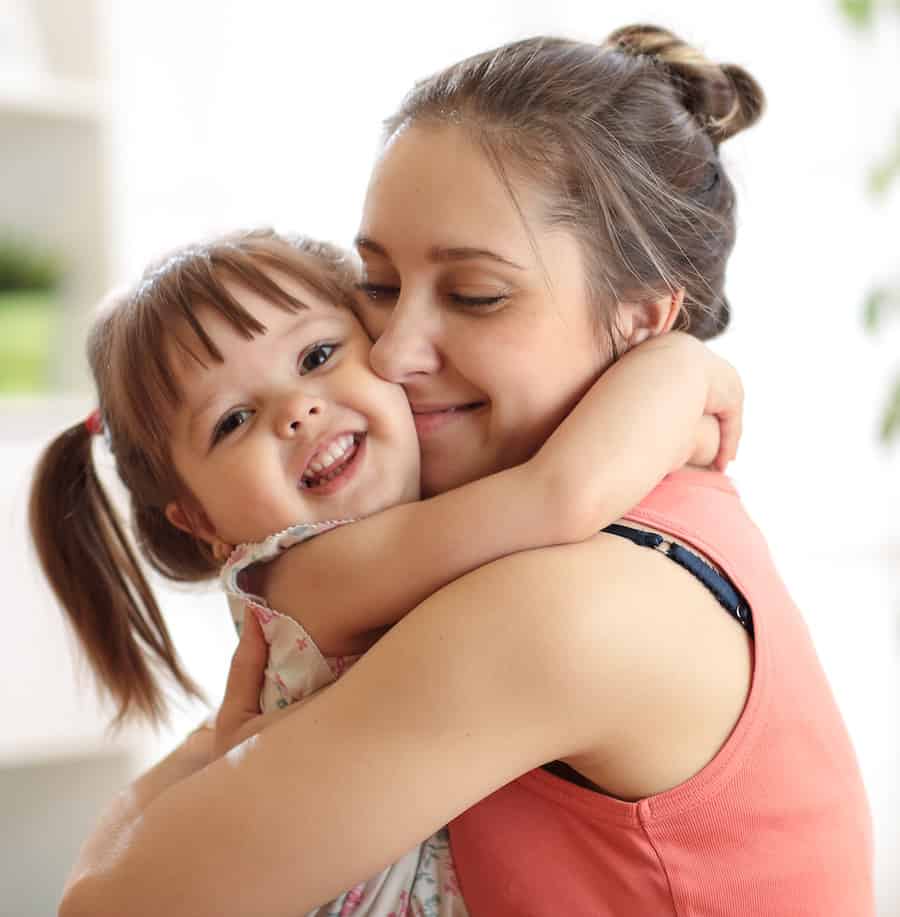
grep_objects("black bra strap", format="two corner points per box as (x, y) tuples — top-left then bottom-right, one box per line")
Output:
(603, 523), (753, 637)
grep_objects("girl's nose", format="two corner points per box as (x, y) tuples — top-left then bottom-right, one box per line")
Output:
(368, 296), (442, 383)
(275, 395), (323, 439)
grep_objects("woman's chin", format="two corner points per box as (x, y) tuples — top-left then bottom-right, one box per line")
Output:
(420, 461), (486, 498)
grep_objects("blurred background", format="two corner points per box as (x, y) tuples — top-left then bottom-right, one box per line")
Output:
(1, 0), (898, 913)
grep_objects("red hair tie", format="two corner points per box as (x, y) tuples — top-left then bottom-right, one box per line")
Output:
(85, 409), (103, 436)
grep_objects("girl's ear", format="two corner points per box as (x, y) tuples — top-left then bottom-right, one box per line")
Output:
(165, 501), (234, 564)
(165, 500), (216, 545)
(621, 288), (685, 349)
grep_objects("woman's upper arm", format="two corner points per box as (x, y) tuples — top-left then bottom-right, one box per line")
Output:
(69, 543), (625, 917)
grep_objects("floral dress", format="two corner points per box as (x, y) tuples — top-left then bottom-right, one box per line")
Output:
(221, 521), (468, 917)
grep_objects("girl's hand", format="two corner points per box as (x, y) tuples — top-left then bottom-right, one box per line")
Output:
(211, 610), (295, 760)
(702, 346), (744, 470)
(115, 717), (216, 815)
(529, 330), (745, 546)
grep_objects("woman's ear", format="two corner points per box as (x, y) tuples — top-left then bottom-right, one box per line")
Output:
(621, 288), (685, 349)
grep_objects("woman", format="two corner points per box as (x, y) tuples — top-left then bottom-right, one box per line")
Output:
(59, 26), (874, 917)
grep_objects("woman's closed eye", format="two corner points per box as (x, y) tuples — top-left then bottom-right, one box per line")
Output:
(357, 282), (399, 303)
(357, 282), (508, 310)
(449, 292), (509, 308)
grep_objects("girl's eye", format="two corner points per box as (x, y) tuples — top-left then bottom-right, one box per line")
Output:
(300, 342), (338, 374)
(356, 282), (399, 303)
(212, 408), (252, 445)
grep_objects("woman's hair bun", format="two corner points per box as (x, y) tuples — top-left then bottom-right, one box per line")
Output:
(603, 24), (765, 144)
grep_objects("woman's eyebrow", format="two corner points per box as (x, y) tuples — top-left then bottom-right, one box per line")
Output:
(355, 236), (525, 270)
(428, 246), (526, 270)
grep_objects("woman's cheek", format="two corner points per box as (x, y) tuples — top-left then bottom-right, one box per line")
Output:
(353, 299), (386, 342)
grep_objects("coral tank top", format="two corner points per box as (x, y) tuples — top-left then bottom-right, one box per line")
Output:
(450, 469), (874, 916)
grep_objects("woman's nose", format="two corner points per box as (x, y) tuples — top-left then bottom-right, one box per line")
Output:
(368, 296), (442, 383)
(274, 394), (323, 438)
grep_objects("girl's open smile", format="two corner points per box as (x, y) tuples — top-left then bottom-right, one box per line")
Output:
(299, 432), (366, 493)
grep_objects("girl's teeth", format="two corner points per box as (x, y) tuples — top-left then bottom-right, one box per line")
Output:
(302, 435), (358, 483)
(328, 440), (349, 461)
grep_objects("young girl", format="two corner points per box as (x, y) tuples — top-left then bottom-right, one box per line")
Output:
(33, 228), (739, 916)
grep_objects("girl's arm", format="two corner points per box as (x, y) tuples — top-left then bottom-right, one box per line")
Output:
(266, 331), (741, 654)
(61, 722), (214, 899)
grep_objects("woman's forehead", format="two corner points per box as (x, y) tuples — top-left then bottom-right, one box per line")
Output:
(361, 124), (545, 256)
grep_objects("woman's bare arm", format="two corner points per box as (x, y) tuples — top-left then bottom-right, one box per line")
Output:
(58, 545), (641, 917)
(58, 532), (750, 917)
(59, 722), (213, 902)
(266, 332), (741, 654)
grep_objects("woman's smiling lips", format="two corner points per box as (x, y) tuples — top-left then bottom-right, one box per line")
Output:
(409, 403), (486, 437)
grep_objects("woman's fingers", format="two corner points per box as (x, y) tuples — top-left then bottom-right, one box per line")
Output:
(214, 609), (268, 758)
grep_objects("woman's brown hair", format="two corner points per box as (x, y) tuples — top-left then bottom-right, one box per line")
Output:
(385, 24), (765, 346)
(29, 229), (360, 727)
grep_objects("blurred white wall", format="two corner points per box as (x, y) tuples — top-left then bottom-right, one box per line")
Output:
(2, 0), (898, 913)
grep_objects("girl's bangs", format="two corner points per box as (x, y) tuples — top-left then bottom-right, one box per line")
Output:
(106, 237), (359, 480)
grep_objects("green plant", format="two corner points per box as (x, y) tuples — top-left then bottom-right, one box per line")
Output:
(839, 0), (900, 26)
(0, 233), (63, 294)
(0, 234), (63, 392)
(839, 0), (900, 441)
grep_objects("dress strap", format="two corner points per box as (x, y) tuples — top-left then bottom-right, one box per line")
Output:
(219, 517), (357, 597)
(603, 523), (753, 637)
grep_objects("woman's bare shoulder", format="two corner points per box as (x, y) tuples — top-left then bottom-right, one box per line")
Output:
(398, 537), (667, 720)
(429, 530), (681, 632)
(420, 533), (753, 797)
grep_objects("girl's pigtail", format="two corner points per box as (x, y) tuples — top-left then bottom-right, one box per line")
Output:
(29, 421), (204, 728)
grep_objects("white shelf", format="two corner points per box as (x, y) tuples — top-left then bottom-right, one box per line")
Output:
(1, 13), (112, 393)
(0, 74), (106, 122)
